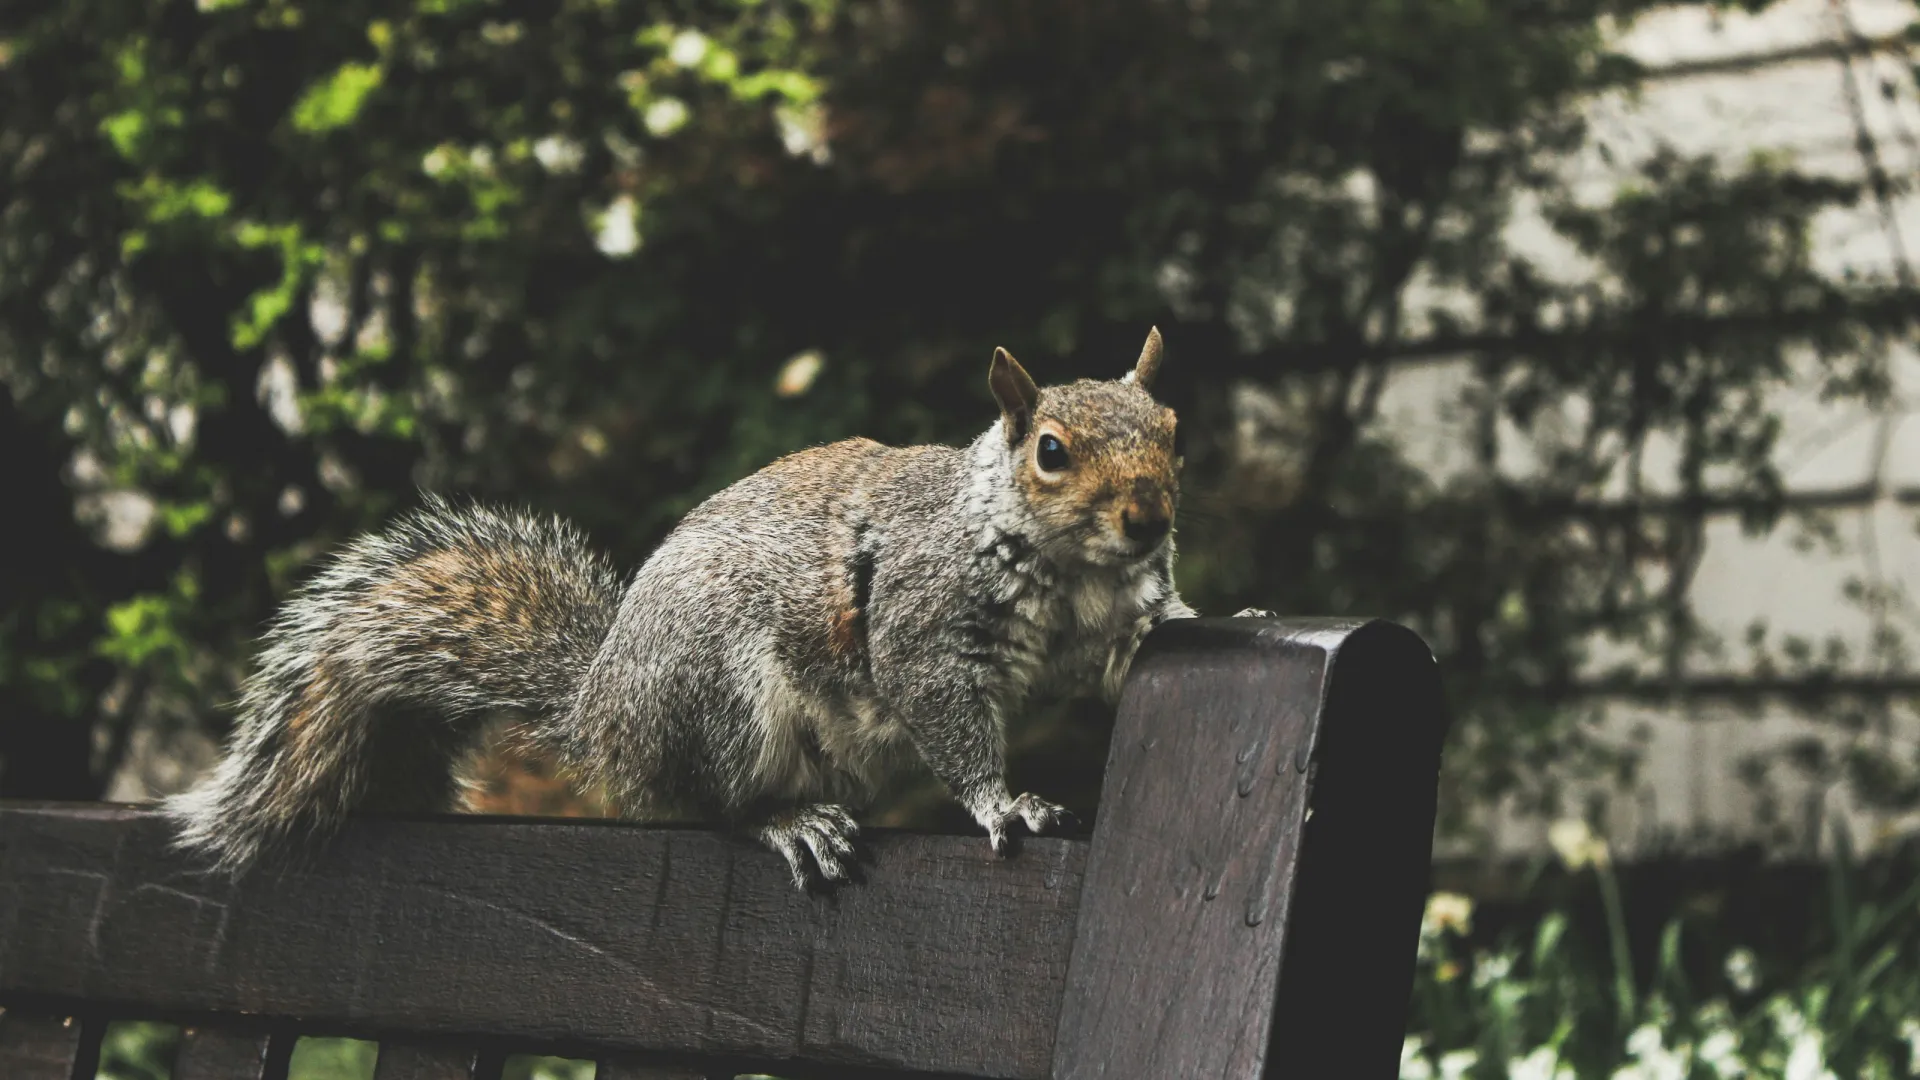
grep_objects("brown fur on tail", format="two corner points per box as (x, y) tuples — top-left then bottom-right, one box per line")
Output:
(164, 495), (623, 873)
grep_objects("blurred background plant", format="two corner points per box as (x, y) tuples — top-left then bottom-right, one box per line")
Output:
(95, 1032), (593, 1080)
(1402, 820), (1920, 1078)
(5, 0), (1920, 1074)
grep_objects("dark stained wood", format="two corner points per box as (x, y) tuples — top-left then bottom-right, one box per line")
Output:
(0, 807), (1084, 1079)
(0, 618), (1449, 1080)
(1267, 621), (1449, 1076)
(372, 1040), (483, 1080)
(0, 1011), (93, 1080)
(1051, 618), (1448, 1080)
(172, 1027), (259, 1080)
(171, 1026), (287, 1080)
(594, 1058), (714, 1080)
(75, 1017), (108, 1080)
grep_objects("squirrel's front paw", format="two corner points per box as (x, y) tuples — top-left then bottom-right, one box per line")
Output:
(757, 804), (862, 892)
(1233, 607), (1276, 619)
(975, 792), (1073, 857)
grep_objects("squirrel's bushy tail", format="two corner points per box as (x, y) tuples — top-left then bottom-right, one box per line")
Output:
(164, 495), (624, 873)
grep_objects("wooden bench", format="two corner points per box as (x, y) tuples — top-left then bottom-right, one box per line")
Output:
(0, 617), (1448, 1080)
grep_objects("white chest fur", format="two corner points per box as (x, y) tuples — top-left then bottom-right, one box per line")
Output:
(1000, 560), (1163, 701)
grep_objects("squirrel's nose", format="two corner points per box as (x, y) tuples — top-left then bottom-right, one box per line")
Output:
(1121, 507), (1170, 545)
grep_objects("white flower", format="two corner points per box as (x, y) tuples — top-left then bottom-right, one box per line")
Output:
(1625, 1025), (1663, 1059)
(594, 195), (640, 257)
(1616, 1024), (1687, 1080)
(1548, 818), (1611, 870)
(1783, 1029), (1834, 1080)
(421, 145), (454, 178)
(1723, 948), (1756, 994)
(643, 97), (689, 137)
(533, 135), (584, 174)
(167, 402), (196, 444)
(1422, 892), (1474, 938)
(668, 29), (710, 68)
(1438, 1049), (1477, 1080)
(1510, 1045), (1572, 1080)
(1769, 997), (1809, 1041)
(1696, 1029), (1743, 1077)
(775, 101), (830, 165)
(1400, 1036), (1434, 1080)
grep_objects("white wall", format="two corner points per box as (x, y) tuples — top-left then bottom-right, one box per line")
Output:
(1369, 0), (1920, 859)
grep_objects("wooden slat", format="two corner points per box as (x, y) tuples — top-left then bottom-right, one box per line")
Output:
(374, 1041), (484, 1080)
(0, 1011), (94, 1080)
(1051, 618), (1447, 1079)
(0, 807), (1084, 1079)
(595, 1058), (713, 1080)
(172, 1026), (289, 1080)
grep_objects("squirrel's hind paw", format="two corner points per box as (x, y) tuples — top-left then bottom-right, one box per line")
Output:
(979, 792), (1073, 857)
(758, 804), (863, 892)
(1233, 607), (1277, 619)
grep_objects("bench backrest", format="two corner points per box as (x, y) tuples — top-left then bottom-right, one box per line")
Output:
(0, 617), (1448, 1080)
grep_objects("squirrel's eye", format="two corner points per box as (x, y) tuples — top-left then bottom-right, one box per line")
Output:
(1036, 434), (1070, 473)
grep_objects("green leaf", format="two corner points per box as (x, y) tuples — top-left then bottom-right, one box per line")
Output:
(732, 69), (819, 105)
(159, 500), (213, 538)
(100, 111), (148, 159)
(121, 177), (233, 222)
(290, 61), (383, 132)
(98, 594), (182, 668)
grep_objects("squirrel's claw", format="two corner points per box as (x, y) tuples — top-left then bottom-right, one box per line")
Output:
(1233, 607), (1276, 619)
(759, 804), (863, 892)
(987, 819), (1012, 857)
(762, 828), (813, 892)
(800, 816), (857, 883)
(1013, 792), (1068, 834)
(981, 791), (1070, 858)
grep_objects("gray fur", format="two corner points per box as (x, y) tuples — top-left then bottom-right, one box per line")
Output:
(168, 340), (1209, 889)
(165, 495), (624, 872)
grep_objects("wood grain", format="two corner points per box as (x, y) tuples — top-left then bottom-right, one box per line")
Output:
(0, 617), (1446, 1080)
(594, 1058), (716, 1080)
(0, 808), (1083, 1079)
(372, 1041), (484, 1080)
(171, 1026), (284, 1080)
(0, 1011), (94, 1080)
(1051, 618), (1447, 1080)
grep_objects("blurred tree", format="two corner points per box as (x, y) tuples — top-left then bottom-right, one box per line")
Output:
(1, 0), (1914, 841)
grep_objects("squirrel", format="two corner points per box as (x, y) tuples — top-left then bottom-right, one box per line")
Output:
(166, 328), (1264, 890)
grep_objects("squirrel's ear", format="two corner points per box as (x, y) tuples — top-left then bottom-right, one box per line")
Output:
(1123, 327), (1164, 392)
(989, 347), (1040, 443)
